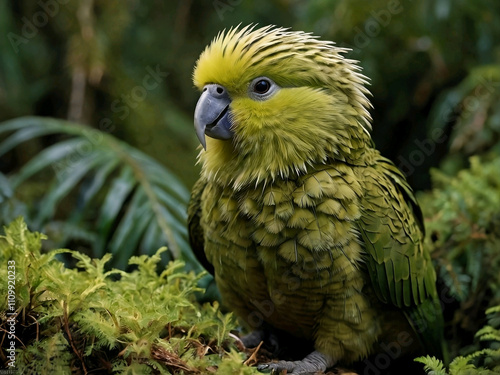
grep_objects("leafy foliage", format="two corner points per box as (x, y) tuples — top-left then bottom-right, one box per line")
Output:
(0, 116), (196, 271)
(0, 218), (257, 374)
(415, 156), (500, 372)
(2, 0), (499, 189)
(415, 306), (500, 374)
(420, 156), (500, 307)
(427, 65), (500, 175)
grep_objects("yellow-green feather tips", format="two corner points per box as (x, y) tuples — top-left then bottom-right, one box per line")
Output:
(190, 24), (445, 364)
(193, 25), (371, 112)
(193, 25), (375, 189)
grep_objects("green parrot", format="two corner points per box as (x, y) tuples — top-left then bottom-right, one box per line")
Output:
(188, 25), (445, 374)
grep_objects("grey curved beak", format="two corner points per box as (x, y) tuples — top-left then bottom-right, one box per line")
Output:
(194, 84), (233, 149)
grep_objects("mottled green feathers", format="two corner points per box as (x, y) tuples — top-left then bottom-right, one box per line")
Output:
(188, 25), (445, 366)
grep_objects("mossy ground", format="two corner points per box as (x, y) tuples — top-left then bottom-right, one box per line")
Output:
(2, 156), (500, 374)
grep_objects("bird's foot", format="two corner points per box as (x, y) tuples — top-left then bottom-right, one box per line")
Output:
(257, 350), (335, 374)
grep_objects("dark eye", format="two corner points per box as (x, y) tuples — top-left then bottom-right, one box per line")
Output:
(254, 79), (271, 94)
(248, 77), (279, 101)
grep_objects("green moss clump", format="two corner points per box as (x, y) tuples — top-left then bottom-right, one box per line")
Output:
(0, 217), (258, 374)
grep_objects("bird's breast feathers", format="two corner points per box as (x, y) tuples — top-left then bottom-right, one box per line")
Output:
(200, 162), (381, 350)
(189, 24), (444, 363)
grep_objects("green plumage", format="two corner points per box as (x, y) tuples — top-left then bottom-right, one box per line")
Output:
(189, 25), (445, 371)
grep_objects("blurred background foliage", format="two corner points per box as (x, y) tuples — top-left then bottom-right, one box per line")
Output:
(1, 0), (500, 189)
(0, 0), (499, 270)
(1, 0), (500, 371)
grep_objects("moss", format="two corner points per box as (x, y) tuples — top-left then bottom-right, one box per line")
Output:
(0, 217), (258, 374)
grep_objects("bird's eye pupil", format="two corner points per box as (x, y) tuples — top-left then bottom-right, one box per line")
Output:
(254, 80), (270, 94)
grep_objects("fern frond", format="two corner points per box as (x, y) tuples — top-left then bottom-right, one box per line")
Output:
(448, 356), (477, 374)
(415, 355), (448, 375)
(0, 116), (195, 270)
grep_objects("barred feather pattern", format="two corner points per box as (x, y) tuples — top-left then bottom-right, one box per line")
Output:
(198, 159), (384, 362)
(189, 25), (445, 364)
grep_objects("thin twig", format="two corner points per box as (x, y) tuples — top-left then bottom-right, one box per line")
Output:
(63, 300), (88, 375)
(67, 66), (87, 123)
(243, 340), (264, 366)
(0, 327), (26, 349)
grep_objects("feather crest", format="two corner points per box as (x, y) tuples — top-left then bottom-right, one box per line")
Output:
(193, 25), (373, 188)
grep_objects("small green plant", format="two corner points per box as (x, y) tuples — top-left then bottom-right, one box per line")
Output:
(415, 306), (500, 374)
(0, 217), (258, 374)
(415, 155), (500, 374)
(420, 156), (500, 306)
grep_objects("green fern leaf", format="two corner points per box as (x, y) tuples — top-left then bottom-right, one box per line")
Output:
(0, 116), (198, 272)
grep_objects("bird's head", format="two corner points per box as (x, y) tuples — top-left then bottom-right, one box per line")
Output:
(193, 25), (373, 188)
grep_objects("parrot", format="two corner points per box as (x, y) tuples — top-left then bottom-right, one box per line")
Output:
(188, 25), (445, 374)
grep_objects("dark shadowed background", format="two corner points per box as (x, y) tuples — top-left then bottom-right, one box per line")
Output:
(2, 0), (499, 189)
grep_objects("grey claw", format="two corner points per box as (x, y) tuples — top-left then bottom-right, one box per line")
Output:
(257, 363), (271, 372)
(256, 351), (335, 374)
(258, 362), (290, 374)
